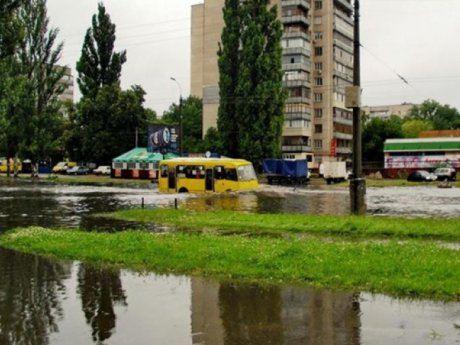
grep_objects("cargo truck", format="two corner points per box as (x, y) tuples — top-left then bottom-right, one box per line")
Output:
(320, 161), (349, 184)
(263, 159), (309, 185)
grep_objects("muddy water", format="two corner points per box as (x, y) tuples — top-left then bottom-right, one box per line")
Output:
(0, 180), (459, 344)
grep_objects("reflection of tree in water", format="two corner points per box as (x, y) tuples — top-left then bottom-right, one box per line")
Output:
(0, 248), (70, 345)
(219, 283), (283, 345)
(77, 264), (127, 344)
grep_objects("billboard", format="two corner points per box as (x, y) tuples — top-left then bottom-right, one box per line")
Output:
(147, 125), (180, 154)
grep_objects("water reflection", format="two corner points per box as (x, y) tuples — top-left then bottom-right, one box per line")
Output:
(184, 188), (350, 215)
(77, 265), (127, 343)
(192, 279), (361, 345)
(0, 248), (71, 345)
(0, 252), (458, 345)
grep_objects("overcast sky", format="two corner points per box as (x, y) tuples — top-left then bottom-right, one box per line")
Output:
(47, 0), (460, 115)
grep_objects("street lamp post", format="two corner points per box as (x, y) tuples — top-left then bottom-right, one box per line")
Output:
(170, 77), (183, 156)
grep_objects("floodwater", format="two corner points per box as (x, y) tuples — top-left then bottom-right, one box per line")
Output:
(0, 179), (459, 345)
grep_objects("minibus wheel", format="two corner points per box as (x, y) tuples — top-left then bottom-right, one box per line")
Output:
(178, 187), (188, 193)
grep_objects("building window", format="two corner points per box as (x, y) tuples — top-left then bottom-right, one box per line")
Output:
(314, 62), (323, 71)
(315, 77), (323, 86)
(315, 1), (323, 10)
(314, 32), (323, 41)
(314, 93), (323, 102)
(314, 140), (323, 149)
(315, 108), (323, 117)
(314, 16), (322, 25)
(315, 124), (323, 133)
(314, 47), (323, 56)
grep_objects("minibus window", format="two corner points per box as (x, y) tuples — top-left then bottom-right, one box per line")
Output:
(160, 165), (168, 178)
(225, 168), (238, 181)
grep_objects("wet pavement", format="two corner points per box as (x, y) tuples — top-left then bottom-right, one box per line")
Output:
(0, 179), (459, 344)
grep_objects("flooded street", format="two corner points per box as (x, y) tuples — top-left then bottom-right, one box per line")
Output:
(0, 179), (459, 344)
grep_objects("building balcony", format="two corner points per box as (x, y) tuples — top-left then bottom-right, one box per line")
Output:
(333, 39), (353, 54)
(282, 62), (311, 72)
(283, 31), (310, 41)
(334, 55), (353, 68)
(333, 116), (353, 126)
(283, 126), (312, 137)
(334, 0), (353, 14)
(334, 8), (353, 25)
(285, 112), (311, 121)
(283, 79), (311, 89)
(333, 132), (353, 140)
(334, 69), (353, 82)
(281, 0), (310, 10)
(336, 147), (352, 154)
(283, 46), (311, 57)
(333, 21), (354, 40)
(282, 145), (312, 153)
(282, 15), (310, 27)
(286, 96), (311, 104)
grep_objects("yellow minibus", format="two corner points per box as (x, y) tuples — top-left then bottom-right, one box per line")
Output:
(158, 158), (258, 193)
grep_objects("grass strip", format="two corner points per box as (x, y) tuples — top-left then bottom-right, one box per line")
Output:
(105, 209), (460, 242)
(0, 227), (459, 301)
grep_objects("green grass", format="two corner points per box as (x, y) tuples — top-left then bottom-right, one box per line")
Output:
(105, 208), (460, 242)
(0, 226), (459, 301)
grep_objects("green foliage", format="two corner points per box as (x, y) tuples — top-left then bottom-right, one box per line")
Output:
(71, 84), (149, 164)
(217, 0), (286, 163)
(161, 96), (203, 153)
(3, 225), (460, 300)
(76, 2), (126, 99)
(409, 99), (460, 130)
(217, 0), (241, 158)
(202, 127), (223, 153)
(0, 0), (65, 168)
(401, 119), (433, 138)
(362, 116), (403, 165)
(110, 208), (460, 242)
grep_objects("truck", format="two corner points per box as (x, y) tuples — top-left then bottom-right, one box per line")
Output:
(263, 159), (309, 185)
(320, 161), (349, 184)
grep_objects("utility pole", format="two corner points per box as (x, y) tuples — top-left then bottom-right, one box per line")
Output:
(349, 0), (366, 215)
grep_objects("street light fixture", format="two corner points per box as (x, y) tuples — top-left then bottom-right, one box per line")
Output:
(170, 77), (183, 156)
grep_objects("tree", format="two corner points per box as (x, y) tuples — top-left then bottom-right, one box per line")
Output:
(409, 99), (460, 130)
(76, 2), (126, 99)
(362, 116), (403, 167)
(202, 127), (223, 153)
(0, 0), (65, 175)
(161, 96), (203, 153)
(217, 0), (241, 158)
(236, 0), (286, 164)
(73, 84), (149, 164)
(16, 0), (66, 172)
(401, 119), (433, 138)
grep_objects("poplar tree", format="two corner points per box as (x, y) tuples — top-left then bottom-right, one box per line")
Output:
(76, 2), (126, 99)
(217, 0), (285, 164)
(236, 0), (285, 165)
(17, 0), (65, 170)
(217, 0), (241, 158)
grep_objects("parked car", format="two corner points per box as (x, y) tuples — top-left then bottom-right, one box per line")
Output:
(433, 167), (456, 181)
(93, 165), (111, 176)
(407, 170), (437, 182)
(52, 161), (77, 174)
(67, 166), (89, 175)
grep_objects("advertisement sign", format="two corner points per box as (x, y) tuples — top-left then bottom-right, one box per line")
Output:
(147, 125), (180, 154)
(385, 155), (460, 169)
(330, 138), (337, 157)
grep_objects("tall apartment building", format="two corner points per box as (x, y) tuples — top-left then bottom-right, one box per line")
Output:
(191, 0), (354, 165)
